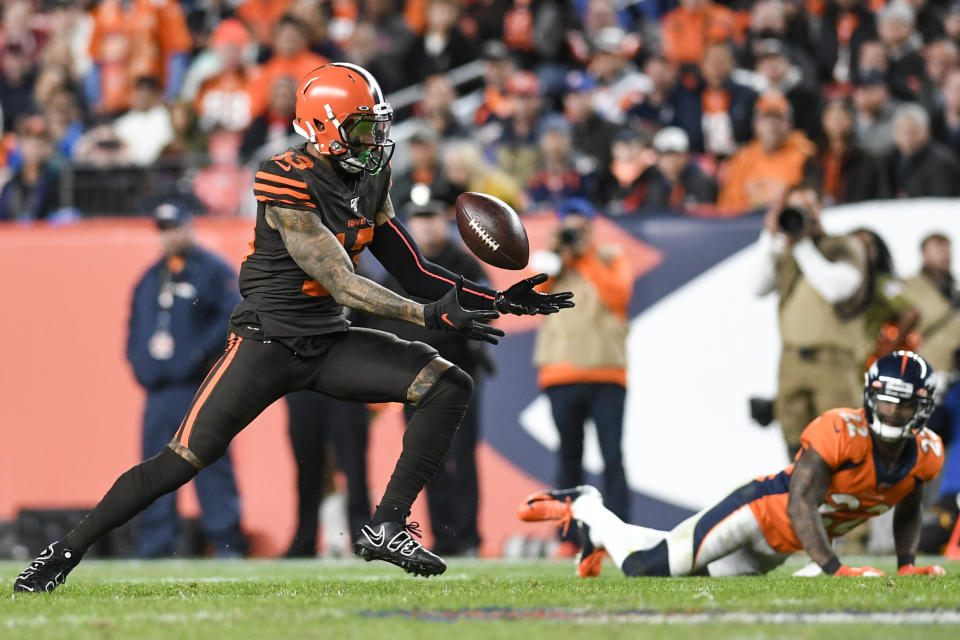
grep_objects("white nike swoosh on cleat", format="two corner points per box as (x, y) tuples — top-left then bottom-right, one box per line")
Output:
(362, 525), (385, 546)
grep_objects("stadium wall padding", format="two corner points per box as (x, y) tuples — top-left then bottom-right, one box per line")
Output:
(1, 200), (958, 556)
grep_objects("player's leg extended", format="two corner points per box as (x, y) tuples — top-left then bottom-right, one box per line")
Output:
(307, 328), (471, 576)
(14, 335), (291, 593)
(519, 486), (665, 577)
(619, 485), (771, 577)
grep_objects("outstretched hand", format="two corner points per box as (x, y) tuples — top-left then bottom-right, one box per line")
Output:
(495, 273), (575, 316)
(424, 277), (505, 345)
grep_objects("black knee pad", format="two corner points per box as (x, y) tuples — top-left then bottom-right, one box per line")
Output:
(184, 431), (231, 467)
(138, 448), (198, 495)
(421, 365), (473, 408)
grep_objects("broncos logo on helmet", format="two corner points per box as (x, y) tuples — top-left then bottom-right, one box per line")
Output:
(863, 350), (936, 441)
(292, 62), (395, 175)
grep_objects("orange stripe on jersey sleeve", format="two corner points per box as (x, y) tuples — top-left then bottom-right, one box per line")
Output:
(255, 194), (317, 209)
(254, 182), (311, 199)
(255, 171), (308, 189)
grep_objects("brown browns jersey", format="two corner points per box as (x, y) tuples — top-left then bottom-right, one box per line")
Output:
(231, 144), (391, 339)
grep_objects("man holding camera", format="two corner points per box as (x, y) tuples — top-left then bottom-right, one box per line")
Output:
(753, 184), (871, 458)
(531, 198), (634, 551)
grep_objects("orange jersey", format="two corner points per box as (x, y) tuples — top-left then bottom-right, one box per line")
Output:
(235, 0), (293, 46)
(661, 4), (737, 66)
(246, 51), (330, 117)
(88, 0), (191, 112)
(748, 408), (943, 553)
(195, 70), (253, 132)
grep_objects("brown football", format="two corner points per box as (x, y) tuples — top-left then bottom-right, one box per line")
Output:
(455, 192), (529, 270)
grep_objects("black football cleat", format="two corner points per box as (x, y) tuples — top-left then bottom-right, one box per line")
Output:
(353, 521), (446, 577)
(13, 541), (82, 593)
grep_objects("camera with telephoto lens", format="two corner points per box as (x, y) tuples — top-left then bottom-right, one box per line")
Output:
(777, 206), (809, 236)
(559, 227), (583, 246)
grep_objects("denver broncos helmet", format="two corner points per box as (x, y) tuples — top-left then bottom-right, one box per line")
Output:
(292, 63), (394, 174)
(863, 350), (936, 441)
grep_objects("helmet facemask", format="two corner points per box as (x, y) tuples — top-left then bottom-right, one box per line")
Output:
(863, 377), (933, 442)
(334, 114), (395, 175)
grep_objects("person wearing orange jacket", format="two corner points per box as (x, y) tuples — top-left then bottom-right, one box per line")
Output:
(661, 0), (738, 67)
(718, 91), (815, 214)
(87, 0), (192, 113)
(531, 198), (633, 549)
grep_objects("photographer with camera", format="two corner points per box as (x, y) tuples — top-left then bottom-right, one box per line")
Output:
(752, 184), (871, 458)
(530, 198), (634, 554)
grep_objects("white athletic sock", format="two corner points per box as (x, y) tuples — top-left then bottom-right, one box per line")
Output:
(572, 495), (667, 567)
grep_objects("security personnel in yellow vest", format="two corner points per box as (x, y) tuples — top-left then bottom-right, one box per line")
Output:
(752, 184), (870, 459)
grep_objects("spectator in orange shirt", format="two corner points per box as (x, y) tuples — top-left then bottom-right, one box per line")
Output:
(87, 0), (192, 113)
(661, 0), (737, 67)
(718, 92), (815, 213)
(194, 19), (254, 133)
(236, 0), (293, 50)
(245, 16), (328, 118)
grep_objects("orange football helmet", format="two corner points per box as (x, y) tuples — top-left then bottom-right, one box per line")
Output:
(293, 62), (394, 174)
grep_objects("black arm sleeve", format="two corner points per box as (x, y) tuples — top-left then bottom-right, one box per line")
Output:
(369, 216), (497, 310)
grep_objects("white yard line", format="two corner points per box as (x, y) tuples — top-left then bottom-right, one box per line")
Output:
(569, 610), (960, 625)
(4, 607), (348, 629)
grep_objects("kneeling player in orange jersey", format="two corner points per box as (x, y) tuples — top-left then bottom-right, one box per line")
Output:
(519, 351), (946, 578)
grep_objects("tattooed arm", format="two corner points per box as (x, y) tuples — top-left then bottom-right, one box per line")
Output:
(369, 196), (500, 309)
(786, 447), (837, 572)
(266, 204), (425, 325)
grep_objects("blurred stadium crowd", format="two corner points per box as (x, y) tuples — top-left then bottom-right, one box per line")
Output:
(6, 0), (960, 221)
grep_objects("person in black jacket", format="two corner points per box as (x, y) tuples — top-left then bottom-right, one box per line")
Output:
(364, 199), (493, 556)
(885, 102), (960, 197)
(639, 126), (717, 212)
(404, 0), (478, 83)
(816, 0), (877, 84)
(126, 203), (245, 557)
(672, 41), (757, 155)
(804, 98), (888, 204)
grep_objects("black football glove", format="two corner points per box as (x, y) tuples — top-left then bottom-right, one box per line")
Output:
(494, 273), (575, 316)
(424, 277), (505, 345)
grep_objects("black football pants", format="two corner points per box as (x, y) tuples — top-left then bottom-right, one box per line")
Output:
(66, 327), (469, 553)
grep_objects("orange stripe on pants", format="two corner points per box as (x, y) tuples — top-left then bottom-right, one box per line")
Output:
(176, 335), (243, 448)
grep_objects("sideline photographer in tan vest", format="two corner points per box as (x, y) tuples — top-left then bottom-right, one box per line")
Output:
(752, 184), (870, 458)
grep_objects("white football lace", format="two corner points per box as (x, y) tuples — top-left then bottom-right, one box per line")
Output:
(468, 218), (501, 251)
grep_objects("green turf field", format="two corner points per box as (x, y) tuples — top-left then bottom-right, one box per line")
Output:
(3, 557), (959, 639)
